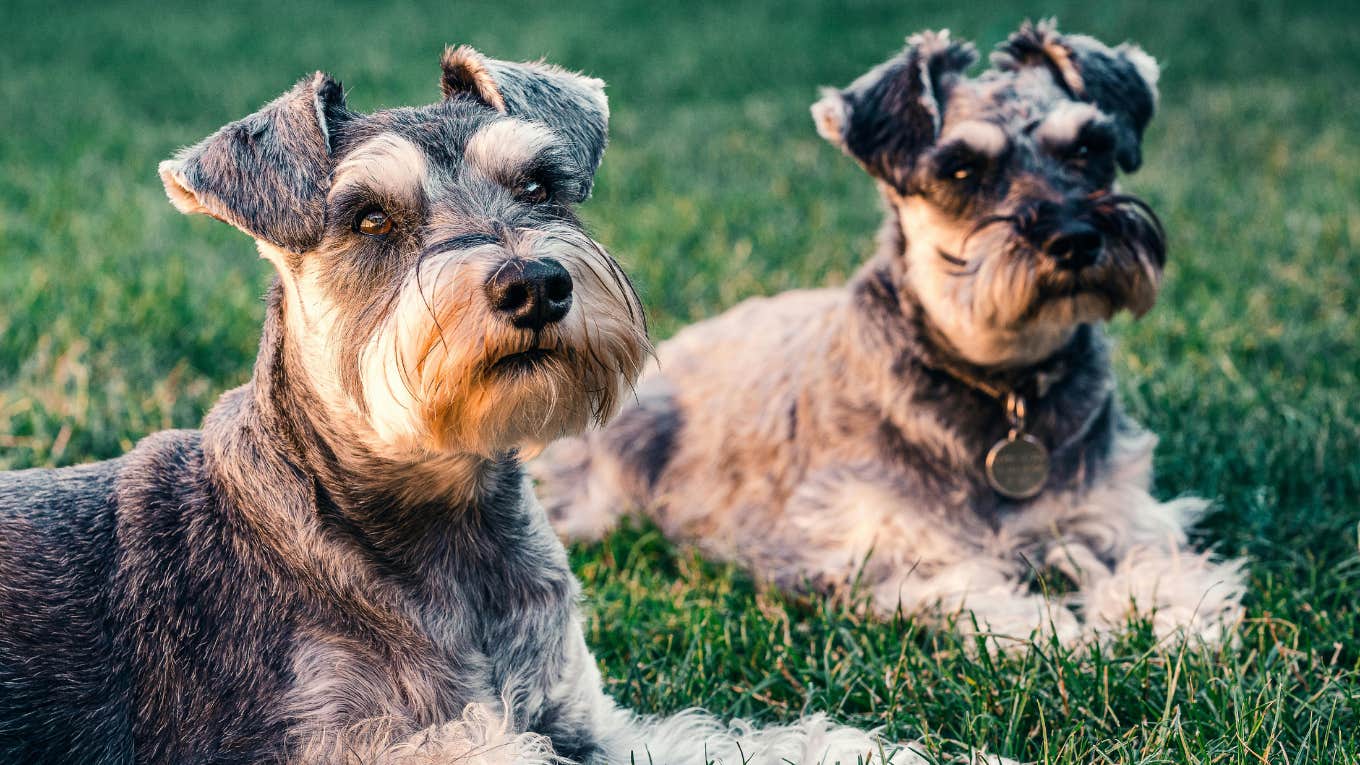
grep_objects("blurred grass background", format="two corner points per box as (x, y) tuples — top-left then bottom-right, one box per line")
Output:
(2, 0), (1357, 761)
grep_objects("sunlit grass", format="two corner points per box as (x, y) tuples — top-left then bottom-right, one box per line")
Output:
(2, 0), (1357, 760)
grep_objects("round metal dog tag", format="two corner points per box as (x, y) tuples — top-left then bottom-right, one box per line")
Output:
(985, 433), (1050, 500)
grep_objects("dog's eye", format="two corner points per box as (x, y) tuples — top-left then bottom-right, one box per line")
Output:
(939, 157), (982, 184)
(1068, 128), (1114, 163)
(515, 180), (549, 204)
(1069, 141), (1100, 163)
(935, 146), (987, 186)
(355, 207), (393, 237)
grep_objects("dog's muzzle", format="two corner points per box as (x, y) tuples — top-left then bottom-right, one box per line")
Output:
(1017, 200), (1106, 271)
(1012, 194), (1166, 274)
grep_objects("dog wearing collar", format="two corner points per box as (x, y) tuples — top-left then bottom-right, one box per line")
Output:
(0, 48), (950, 764)
(535, 21), (1245, 647)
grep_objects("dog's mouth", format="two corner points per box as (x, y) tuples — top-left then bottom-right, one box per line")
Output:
(490, 348), (555, 374)
(1017, 277), (1124, 324)
(1039, 281), (1119, 304)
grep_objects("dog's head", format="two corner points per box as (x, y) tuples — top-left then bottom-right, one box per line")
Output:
(814, 21), (1164, 367)
(160, 48), (647, 458)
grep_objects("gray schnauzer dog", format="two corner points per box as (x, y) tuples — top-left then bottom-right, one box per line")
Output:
(0, 49), (943, 764)
(537, 21), (1245, 647)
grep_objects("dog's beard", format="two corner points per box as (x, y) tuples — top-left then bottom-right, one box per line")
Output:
(360, 228), (648, 457)
(905, 194), (1164, 365)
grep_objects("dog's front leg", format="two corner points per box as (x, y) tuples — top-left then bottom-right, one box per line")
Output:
(781, 466), (1082, 648)
(1014, 449), (1247, 644)
(1076, 544), (1246, 645)
(289, 706), (560, 765)
(868, 559), (1083, 649)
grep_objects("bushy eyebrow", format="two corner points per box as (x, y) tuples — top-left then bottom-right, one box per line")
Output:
(464, 119), (566, 184)
(330, 133), (428, 200)
(1033, 102), (1106, 147)
(942, 120), (1009, 157)
(462, 118), (586, 202)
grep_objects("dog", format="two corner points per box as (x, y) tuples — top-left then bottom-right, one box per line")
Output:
(0, 48), (955, 764)
(535, 21), (1246, 648)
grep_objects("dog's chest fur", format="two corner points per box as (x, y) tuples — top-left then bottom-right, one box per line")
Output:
(846, 262), (1120, 516)
(277, 476), (581, 743)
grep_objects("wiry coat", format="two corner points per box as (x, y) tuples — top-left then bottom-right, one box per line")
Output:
(0, 48), (958, 765)
(540, 228), (1240, 644)
(0, 298), (604, 763)
(537, 23), (1245, 646)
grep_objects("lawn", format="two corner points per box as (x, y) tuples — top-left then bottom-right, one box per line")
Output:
(2, 0), (1358, 761)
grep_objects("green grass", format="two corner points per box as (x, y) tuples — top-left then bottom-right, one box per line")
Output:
(2, 0), (1357, 761)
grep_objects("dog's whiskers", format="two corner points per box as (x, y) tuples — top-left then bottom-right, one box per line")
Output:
(944, 213), (1021, 276)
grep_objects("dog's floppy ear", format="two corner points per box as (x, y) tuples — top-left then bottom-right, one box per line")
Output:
(811, 30), (977, 191)
(992, 19), (1159, 172)
(160, 73), (348, 253)
(442, 46), (609, 200)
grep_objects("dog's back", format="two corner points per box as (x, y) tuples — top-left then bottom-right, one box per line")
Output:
(0, 429), (302, 764)
(535, 286), (848, 549)
(0, 459), (134, 762)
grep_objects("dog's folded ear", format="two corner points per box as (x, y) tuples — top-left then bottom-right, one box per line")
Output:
(159, 73), (348, 252)
(992, 19), (1159, 172)
(441, 46), (609, 200)
(811, 30), (977, 191)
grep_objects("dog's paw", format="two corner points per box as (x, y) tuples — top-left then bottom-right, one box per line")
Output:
(1079, 546), (1247, 646)
(933, 590), (1085, 654)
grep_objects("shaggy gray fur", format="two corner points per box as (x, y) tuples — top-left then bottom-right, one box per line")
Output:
(0, 48), (955, 765)
(0, 49), (621, 765)
(537, 21), (1245, 647)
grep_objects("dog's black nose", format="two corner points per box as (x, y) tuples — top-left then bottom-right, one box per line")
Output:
(1046, 225), (1104, 270)
(485, 258), (573, 330)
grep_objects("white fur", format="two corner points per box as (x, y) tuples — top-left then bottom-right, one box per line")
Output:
(158, 161), (211, 216)
(1034, 102), (1104, 150)
(333, 134), (429, 200)
(357, 705), (1021, 765)
(292, 703), (558, 764)
(312, 73), (335, 153)
(944, 120), (1008, 158)
(258, 240), (374, 432)
(466, 120), (560, 182)
(611, 711), (935, 765)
